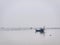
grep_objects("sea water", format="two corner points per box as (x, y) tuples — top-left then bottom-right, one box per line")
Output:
(0, 29), (60, 45)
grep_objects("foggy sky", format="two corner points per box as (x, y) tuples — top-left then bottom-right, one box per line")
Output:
(0, 0), (60, 27)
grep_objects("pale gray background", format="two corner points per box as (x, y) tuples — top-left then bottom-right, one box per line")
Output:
(0, 0), (60, 45)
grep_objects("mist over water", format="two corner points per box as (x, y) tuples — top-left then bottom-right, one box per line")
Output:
(0, 29), (60, 45)
(0, 0), (60, 45)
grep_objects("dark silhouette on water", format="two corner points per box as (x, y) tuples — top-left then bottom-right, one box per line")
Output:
(35, 26), (45, 34)
(36, 28), (44, 33)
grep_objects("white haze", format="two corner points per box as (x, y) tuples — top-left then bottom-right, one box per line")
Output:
(0, 0), (60, 45)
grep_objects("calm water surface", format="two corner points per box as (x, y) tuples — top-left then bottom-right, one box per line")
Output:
(0, 29), (60, 45)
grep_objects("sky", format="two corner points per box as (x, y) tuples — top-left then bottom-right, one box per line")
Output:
(0, 0), (60, 27)
(0, 0), (60, 45)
